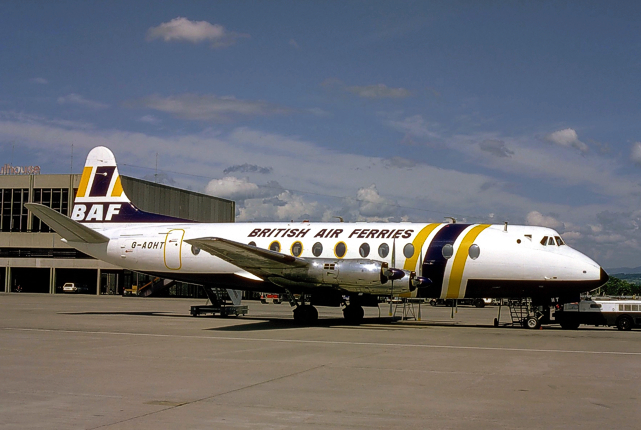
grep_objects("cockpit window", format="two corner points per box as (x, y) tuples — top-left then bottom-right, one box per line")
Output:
(541, 235), (565, 247)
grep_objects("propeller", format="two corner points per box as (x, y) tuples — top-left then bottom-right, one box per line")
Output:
(389, 239), (396, 316)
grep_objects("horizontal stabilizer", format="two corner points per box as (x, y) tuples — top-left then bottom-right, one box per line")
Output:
(25, 203), (109, 243)
(186, 237), (308, 279)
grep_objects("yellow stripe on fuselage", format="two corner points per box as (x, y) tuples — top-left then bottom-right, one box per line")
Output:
(445, 224), (491, 299)
(403, 223), (440, 272)
(77, 167), (92, 198)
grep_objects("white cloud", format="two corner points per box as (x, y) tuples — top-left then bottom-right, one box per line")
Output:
(30, 77), (48, 84)
(128, 94), (289, 122)
(354, 185), (398, 219)
(545, 128), (588, 153)
(384, 114), (438, 140)
(57, 94), (109, 109)
(138, 115), (161, 125)
(237, 191), (319, 222)
(205, 176), (272, 200)
(146, 17), (248, 48)
(346, 84), (411, 99)
(630, 142), (641, 165)
(526, 211), (563, 229)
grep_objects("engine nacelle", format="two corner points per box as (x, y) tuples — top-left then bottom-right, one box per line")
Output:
(272, 258), (413, 296)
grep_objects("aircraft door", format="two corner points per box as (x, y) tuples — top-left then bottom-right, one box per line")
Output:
(164, 229), (185, 270)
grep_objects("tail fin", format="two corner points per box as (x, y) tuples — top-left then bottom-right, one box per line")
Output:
(71, 146), (190, 224)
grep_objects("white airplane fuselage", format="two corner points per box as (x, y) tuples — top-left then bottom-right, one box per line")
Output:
(73, 220), (606, 301)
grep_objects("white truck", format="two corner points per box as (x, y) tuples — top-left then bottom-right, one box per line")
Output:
(553, 299), (641, 331)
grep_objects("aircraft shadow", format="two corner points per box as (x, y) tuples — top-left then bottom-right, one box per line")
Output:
(206, 316), (400, 331)
(61, 311), (193, 318)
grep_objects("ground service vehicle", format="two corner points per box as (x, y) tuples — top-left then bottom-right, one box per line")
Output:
(554, 299), (641, 330)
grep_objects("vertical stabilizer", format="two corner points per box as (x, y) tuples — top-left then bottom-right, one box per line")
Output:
(71, 146), (191, 224)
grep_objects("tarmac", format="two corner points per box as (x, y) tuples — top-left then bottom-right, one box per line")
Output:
(1, 293), (640, 429)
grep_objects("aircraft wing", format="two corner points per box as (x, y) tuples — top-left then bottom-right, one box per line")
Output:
(185, 237), (309, 280)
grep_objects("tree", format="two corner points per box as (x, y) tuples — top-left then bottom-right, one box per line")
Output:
(597, 276), (641, 297)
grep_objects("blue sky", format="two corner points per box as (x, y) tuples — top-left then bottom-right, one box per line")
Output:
(2, 1), (641, 268)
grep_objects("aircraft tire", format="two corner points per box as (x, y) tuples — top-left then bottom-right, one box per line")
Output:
(616, 315), (633, 331)
(343, 305), (364, 324)
(293, 305), (318, 324)
(525, 316), (541, 330)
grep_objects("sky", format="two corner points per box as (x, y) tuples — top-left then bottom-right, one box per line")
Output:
(1, 1), (641, 269)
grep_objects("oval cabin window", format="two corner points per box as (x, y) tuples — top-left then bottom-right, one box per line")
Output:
(269, 241), (281, 252)
(378, 243), (389, 258)
(468, 244), (480, 260)
(291, 241), (303, 257)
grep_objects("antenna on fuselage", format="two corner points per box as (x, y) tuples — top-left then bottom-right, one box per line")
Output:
(334, 216), (344, 222)
(445, 217), (456, 224)
(504, 222), (508, 232)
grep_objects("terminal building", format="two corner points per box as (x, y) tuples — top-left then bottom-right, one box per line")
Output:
(0, 172), (235, 297)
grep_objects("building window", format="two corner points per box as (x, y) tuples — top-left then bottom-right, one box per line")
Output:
(0, 188), (29, 232)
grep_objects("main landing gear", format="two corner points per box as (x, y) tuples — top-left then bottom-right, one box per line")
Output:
(283, 290), (365, 324)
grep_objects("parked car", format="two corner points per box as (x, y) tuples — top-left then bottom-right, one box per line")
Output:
(62, 282), (88, 293)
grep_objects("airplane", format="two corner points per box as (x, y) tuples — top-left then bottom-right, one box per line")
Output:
(26, 146), (609, 326)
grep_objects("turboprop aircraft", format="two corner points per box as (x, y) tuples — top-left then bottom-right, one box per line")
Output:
(26, 146), (608, 325)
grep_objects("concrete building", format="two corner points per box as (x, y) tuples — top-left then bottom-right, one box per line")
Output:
(0, 173), (234, 296)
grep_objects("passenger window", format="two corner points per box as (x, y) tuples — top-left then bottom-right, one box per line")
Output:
(191, 245), (201, 255)
(540, 236), (548, 246)
(633, 305), (639, 312)
(291, 241), (303, 257)
(248, 241), (256, 247)
(312, 242), (323, 257)
(548, 237), (555, 246)
(335, 242), (347, 258)
(468, 244), (480, 260)
(590, 303), (602, 309)
(442, 244), (453, 259)
(378, 243), (389, 258)
(625, 304), (632, 311)
(359, 243), (370, 258)
(269, 241), (281, 252)
(403, 243), (414, 258)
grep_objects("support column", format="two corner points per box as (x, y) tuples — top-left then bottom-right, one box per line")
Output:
(96, 269), (101, 296)
(6, 266), (11, 293)
(50, 267), (56, 294)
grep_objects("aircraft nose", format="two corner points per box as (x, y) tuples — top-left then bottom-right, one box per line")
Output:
(599, 267), (609, 286)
